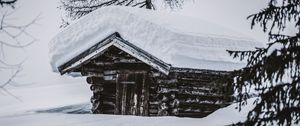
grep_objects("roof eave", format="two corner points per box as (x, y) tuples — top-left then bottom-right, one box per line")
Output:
(58, 33), (171, 75)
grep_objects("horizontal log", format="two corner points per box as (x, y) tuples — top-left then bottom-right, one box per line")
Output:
(170, 67), (231, 75)
(87, 77), (104, 84)
(174, 72), (227, 78)
(93, 59), (144, 64)
(90, 60), (115, 65)
(103, 75), (117, 81)
(90, 85), (103, 91)
(177, 94), (226, 101)
(103, 101), (116, 107)
(149, 105), (158, 110)
(157, 87), (178, 94)
(156, 79), (178, 84)
(91, 86), (104, 93)
(178, 90), (220, 96)
(149, 101), (159, 105)
(176, 111), (212, 118)
(81, 66), (104, 72)
(85, 62), (151, 71)
(81, 71), (103, 77)
(98, 96), (116, 101)
(178, 103), (223, 111)
(177, 79), (218, 85)
(149, 109), (158, 114)
(179, 99), (226, 104)
(156, 84), (177, 89)
(101, 104), (115, 109)
(177, 81), (228, 90)
(149, 114), (158, 116)
(118, 70), (148, 74)
(149, 72), (162, 77)
(99, 91), (116, 97)
(178, 86), (212, 91)
(149, 94), (158, 100)
(103, 70), (117, 75)
(87, 78), (117, 85)
(149, 88), (157, 93)
(102, 109), (115, 114)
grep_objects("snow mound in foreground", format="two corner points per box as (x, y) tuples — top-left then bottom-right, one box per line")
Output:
(49, 6), (263, 73)
(0, 82), (255, 126)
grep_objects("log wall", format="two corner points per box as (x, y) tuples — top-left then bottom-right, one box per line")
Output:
(77, 46), (233, 118)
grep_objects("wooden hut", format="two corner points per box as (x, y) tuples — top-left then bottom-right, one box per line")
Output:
(49, 6), (262, 118)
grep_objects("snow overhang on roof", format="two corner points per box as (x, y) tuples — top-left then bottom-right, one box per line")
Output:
(58, 33), (171, 75)
(49, 6), (264, 75)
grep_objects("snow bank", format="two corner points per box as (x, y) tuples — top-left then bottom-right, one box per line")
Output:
(49, 6), (263, 73)
(0, 80), (257, 126)
(0, 81), (256, 126)
(0, 80), (90, 116)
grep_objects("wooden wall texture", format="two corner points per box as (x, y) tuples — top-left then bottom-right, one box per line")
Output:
(78, 46), (233, 118)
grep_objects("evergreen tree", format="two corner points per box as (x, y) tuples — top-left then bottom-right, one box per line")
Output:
(228, 0), (300, 125)
(60, 0), (184, 27)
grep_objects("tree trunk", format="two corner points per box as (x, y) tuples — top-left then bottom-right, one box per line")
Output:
(145, 0), (152, 9)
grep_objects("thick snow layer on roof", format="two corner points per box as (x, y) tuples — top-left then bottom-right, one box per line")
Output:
(49, 6), (263, 73)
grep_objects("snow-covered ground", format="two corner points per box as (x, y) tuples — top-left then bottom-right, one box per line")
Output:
(0, 0), (269, 126)
(0, 80), (255, 126)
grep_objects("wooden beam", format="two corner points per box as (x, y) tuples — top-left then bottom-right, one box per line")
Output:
(115, 74), (120, 115)
(121, 80), (127, 115)
(143, 73), (149, 116)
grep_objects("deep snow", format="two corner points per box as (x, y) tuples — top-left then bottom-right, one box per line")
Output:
(6, 5), (261, 126)
(0, 81), (255, 126)
(49, 6), (263, 73)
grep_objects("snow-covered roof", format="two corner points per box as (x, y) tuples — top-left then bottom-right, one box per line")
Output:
(49, 6), (263, 74)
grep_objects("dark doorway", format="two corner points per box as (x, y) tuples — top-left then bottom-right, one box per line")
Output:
(115, 72), (149, 116)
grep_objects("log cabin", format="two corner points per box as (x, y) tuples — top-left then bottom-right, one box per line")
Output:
(49, 6), (262, 118)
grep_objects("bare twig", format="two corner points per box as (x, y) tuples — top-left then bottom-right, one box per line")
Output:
(0, 0), (37, 100)
(0, 65), (21, 88)
(0, 87), (22, 101)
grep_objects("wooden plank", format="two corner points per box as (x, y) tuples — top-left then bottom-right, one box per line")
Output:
(87, 77), (117, 85)
(170, 67), (231, 75)
(179, 102), (223, 110)
(136, 74), (142, 115)
(177, 111), (212, 118)
(102, 109), (115, 114)
(103, 101), (116, 107)
(90, 85), (103, 94)
(99, 96), (115, 102)
(177, 94), (226, 101)
(81, 65), (104, 72)
(84, 62), (150, 71)
(92, 59), (144, 64)
(81, 45), (234, 118)
(143, 73), (149, 116)
(115, 74), (120, 114)
(81, 71), (103, 77)
(87, 77), (102, 84)
(129, 83), (136, 115)
(121, 82), (127, 115)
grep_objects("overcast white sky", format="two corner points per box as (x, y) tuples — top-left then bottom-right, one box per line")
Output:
(1, 0), (269, 85)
